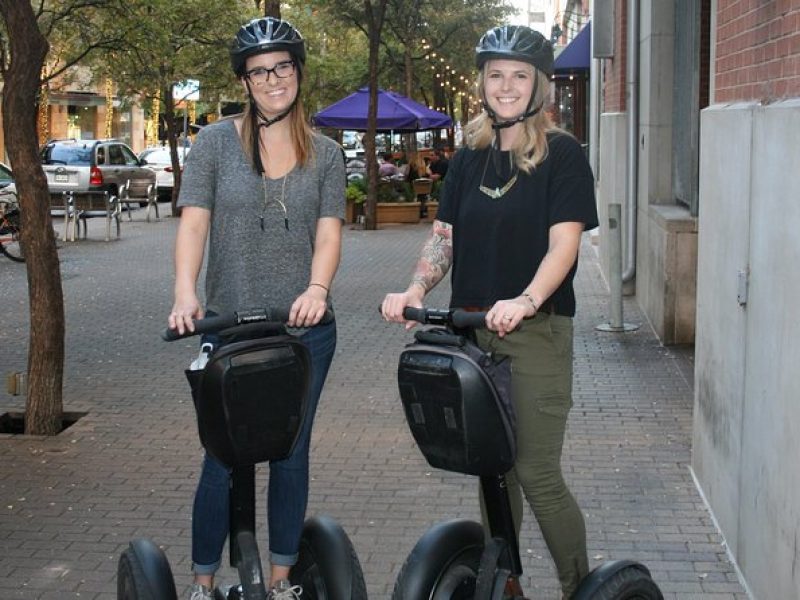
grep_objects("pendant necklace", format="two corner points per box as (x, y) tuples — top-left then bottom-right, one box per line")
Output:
(478, 149), (518, 200)
(260, 173), (289, 231)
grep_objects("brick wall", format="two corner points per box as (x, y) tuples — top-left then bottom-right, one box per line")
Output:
(602, 0), (628, 112)
(715, 0), (800, 102)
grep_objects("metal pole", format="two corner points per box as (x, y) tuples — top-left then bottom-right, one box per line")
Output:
(609, 203), (623, 328)
(182, 105), (188, 162)
(622, 0), (640, 283)
(597, 203), (639, 332)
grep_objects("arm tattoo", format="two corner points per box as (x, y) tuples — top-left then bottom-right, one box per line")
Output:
(410, 221), (453, 293)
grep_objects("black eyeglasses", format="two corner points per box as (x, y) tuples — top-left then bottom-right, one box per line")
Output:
(245, 61), (296, 85)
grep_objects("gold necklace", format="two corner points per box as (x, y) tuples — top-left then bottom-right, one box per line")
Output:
(478, 150), (518, 200)
(260, 173), (289, 231)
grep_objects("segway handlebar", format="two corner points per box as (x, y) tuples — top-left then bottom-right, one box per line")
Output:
(402, 307), (488, 329)
(162, 308), (334, 341)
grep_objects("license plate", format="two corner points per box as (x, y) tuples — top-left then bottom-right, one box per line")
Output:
(54, 173), (69, 183)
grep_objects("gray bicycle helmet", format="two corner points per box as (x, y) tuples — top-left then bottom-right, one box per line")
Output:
(230, 17), (306, 77)
(475, 25), (553, 76)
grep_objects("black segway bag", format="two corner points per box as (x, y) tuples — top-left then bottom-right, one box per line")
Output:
(186, 335), (310, 468)
(397, 328), (516, 476)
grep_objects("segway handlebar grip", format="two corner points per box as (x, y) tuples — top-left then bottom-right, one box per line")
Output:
(400, 307), (488, 329)
(161, 313), (238, 341)
(450, 310), (489, 329)
(162, 308), (334, 341)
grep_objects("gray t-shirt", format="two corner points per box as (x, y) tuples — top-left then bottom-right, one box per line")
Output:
(178, 118), (345, 315)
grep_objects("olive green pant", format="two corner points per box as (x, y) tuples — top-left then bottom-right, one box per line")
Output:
(476, 313), (588, 597)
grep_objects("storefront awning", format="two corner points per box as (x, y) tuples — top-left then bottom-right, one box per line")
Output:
(553, 21), (591, 73)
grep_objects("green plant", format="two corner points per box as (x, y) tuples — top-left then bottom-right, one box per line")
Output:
(346, 182), (366, 204)
(377, 180), (416, 202)
(431, 179), (444, 200)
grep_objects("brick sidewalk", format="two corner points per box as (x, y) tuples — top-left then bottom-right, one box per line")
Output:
(0, 212), (747, 599)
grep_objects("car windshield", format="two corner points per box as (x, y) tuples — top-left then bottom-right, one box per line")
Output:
(44, 145), (93, 166)
(140, 149), (185, 165)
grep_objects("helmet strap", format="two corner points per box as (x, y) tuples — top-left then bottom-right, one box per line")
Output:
(244, 79), (299, 175)
(481, 73), (542, 131)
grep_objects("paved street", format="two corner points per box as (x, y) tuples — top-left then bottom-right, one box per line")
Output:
(0, 210), (747, 599)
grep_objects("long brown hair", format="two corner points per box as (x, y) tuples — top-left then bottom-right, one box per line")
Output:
(463, 68), (560, 173)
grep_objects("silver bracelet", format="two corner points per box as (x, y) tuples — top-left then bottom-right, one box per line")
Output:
(521, 292), (539, 312)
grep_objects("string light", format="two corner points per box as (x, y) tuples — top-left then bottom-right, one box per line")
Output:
(104, 78), (114, 139)
(146, 90), (160, 148)
(38, 72), (50, 144)
(415, 37), (488, 121)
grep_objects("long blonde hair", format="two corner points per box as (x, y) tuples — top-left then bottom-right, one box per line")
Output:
(239, 89), (315, 171)
(463, 68), (559, 173)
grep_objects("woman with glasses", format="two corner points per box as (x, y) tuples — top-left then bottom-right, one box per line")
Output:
(381, 24), (598, 598)
(168, 16), (345, 600)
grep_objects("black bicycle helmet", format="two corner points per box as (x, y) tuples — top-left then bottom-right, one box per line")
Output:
(475, 25), (553, 76)
(230, 17), (306, 77)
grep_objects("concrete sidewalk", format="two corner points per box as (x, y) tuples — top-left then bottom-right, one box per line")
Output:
(0, 212), (746, 599)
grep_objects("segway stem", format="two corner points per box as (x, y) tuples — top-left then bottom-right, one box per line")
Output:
(230, 465), (257, 568)
(480, 475), (523, 575)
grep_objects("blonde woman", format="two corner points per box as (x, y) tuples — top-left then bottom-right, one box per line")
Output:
(381, 24), (597, 597)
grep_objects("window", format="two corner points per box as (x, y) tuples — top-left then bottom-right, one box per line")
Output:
(108, 145), (126, 166)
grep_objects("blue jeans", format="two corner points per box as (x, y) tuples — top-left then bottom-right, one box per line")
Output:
(191, 320), (337, 573)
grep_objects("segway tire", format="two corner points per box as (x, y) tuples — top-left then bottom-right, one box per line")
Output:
(290, 515), (367, 600)
(392, 519), (485, 600)
(117, 539), (177, 600)
(570, 561), (663, 600)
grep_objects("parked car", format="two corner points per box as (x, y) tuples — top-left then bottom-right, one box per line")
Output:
(40, 139), (156, 205)
(138, 146), (187, 201)
(0, 162), (16, 195)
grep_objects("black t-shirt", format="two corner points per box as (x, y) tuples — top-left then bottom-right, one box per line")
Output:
(436, 133), (598, 317)
(430, 157), (449, 178)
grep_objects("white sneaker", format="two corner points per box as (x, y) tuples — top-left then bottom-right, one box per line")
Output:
(267, 579), (303, 600)
(189, 583), (214, 600)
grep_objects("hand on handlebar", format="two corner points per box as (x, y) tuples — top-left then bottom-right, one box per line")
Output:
(290, 287), (328, 328)
(381, 289), (424, 329)
(168, 292), (204, 336)
(485, 296), (534, 338)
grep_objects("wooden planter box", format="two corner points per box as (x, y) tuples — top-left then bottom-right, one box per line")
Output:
(376, 202), (421, 224)
(423, 201), (439, 221)
(346, 200), (365, 224)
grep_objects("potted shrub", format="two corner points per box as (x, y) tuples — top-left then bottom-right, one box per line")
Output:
(376, 179), (420, 224)
(345, 181), (366, 223)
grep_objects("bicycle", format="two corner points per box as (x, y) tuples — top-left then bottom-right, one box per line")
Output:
(391, 307), (663, 600)
(0, 189), (24, 262)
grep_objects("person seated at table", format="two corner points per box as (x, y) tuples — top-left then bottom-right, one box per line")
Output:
(428, 148), (449, 181)
(378, 153), (399, 178)
(406, 152), (430, 181)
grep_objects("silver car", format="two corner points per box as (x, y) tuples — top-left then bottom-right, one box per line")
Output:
(41, 139), (156, 205)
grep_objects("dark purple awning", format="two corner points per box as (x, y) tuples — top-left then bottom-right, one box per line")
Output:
(554, 21), (591, 72)
(312, 87), (452, 132)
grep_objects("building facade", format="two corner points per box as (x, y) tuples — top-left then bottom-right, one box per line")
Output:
(1, 66), (147, 166)
(595, 1), (800, 597)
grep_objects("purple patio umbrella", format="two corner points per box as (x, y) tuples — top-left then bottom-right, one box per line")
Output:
(312, 87), (452, 132)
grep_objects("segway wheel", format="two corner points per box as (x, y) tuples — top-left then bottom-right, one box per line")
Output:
(571, 561), (663, 600)
(290, 515), (367, 600)
(392, 519), (485, 600)
(117, 539), (178, 600)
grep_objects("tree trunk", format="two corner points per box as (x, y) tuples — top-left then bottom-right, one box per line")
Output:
(403, 47), (417, 155)
(0, 1), (65, 435)
(362, 0), (388, 231)
(258, 0), (280, 18)
(163, 87), (182, 217)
